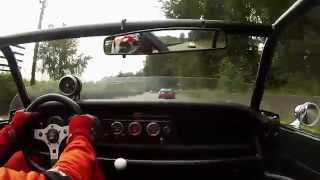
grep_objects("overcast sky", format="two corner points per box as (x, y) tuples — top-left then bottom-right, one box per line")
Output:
(0, 0), (165, 81)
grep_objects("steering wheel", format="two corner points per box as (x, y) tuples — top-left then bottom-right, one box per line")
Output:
(23, 93), (82, 172)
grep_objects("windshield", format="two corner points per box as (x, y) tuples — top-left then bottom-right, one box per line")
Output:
(17, 34), (263, 105)
(0, 0), (296, 116)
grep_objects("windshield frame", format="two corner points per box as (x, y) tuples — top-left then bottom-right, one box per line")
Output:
(0, 20), (271, 47)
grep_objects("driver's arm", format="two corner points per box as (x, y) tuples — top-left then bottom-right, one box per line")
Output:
(0, 111), (48, 179)
(0, 135), (94, 180)
(48, 135), (96, 179)
(0, 113), (100, 180)
(0, 111), (36, 164)
(48, 114), (98, 180)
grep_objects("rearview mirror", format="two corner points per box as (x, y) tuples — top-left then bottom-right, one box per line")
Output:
(103, 28), (227, 55)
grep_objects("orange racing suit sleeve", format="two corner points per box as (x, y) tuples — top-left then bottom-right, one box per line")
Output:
(0, 168), (47, 179)
(0, 135), (98, 180)
(52, 135), (97, 180)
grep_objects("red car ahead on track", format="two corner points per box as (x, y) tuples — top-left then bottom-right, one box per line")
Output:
(158, 88), (176, 99)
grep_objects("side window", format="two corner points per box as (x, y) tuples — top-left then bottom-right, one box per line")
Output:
(262, 6), (320, 136)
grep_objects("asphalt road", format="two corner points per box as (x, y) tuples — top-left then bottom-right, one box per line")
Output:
(116, 92), (196, 102)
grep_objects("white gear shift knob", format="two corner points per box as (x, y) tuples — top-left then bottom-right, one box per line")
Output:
(114, 158), (127, 170)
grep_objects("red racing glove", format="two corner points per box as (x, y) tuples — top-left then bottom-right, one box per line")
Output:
(9, 110), (38, 139)
(0, 110), (38, 163)
(68, 114), (97, 143)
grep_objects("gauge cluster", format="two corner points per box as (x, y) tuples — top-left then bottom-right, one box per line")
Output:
(99, 115), (175, 144)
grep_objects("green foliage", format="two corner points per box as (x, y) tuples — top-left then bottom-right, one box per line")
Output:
(144, 34), (257, 90)
(38, 39), (92, 80)
(144, 1), (269, 91)
(25, 78), (145, 100)
(153, 0), (312, 96)
(116, 70), (146, 77)
(81, 79), (145, 99)
(117, 72), (135, 77)
(217, 58), (248, 93)
(0, 73), (17, 114)
(26, 80), (60, 97)
(159, 36), (180, 45)
(160, 0), (205, 19)
(160, 0), (295, 23)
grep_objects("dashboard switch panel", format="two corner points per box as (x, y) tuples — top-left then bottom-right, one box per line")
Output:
(99, 113), (175, 144)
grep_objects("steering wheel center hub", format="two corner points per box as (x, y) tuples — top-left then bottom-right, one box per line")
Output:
(47, 128), (60, 144)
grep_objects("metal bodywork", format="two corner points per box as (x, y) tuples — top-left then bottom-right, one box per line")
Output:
(0, 0), (318, 111)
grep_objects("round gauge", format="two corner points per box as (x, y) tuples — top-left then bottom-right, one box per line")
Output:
(59, 75), (81, 96)
(111, 121), (124, 135)
(146, 122), (161, 136)
(128, 121), (142, 136)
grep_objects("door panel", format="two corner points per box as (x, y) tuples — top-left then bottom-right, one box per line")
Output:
(270, 126), (320, 180)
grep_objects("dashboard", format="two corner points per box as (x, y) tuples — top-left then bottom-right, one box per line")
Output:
(7, 73), (270, 179)
(31, 100), (268, 179)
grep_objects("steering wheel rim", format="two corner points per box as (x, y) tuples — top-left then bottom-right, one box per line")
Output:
(25, 93), (82, 113)
(23, 93), (82, 172)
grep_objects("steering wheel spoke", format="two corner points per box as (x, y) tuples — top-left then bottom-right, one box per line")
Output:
(34, 124), (69, 165)
(48, 143), (60, 164)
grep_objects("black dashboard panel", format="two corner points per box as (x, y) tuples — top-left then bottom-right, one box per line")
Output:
(34, 100), (266, 179)
(76, 101), (263, 158)
(37, 100), (263, 147)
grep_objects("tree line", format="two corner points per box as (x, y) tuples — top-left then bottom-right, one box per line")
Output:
(144, 0), (320, 95)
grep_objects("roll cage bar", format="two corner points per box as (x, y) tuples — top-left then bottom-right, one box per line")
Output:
(0, 0), (318, 110)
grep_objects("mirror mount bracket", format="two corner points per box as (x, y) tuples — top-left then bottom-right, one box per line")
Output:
(121, 19), (127, 31)
(200, 15), (206, 28)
